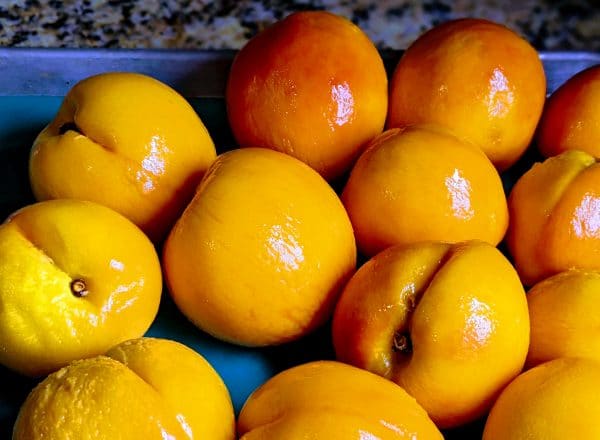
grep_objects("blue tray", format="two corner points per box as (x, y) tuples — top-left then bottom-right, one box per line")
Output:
(0, 48), (599, 437)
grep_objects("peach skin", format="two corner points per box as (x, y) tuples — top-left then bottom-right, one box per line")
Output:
(342, 126), (508, 257)
(30, 72), (216, 242)
(226, 10), (387, 180)
(13, 337), (235, 439)
(0, 200), (162, 377)
(537, 65), (600, 158)
(163, 148), (356, 346)
(237, 360), (443, 439)
(483, 358), (600, 439)
(526, 269), (600, 368)
(507, 149), (600, 286)
(332, 240), (529, 428)
(388, 18), (546, 170)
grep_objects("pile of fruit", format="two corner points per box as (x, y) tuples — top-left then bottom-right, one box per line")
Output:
(1, 10), (599, 439)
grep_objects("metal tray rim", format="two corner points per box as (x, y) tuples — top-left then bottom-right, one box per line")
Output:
(1, 48), (599, 97)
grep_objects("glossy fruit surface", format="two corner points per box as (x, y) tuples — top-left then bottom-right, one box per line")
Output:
(537, 65), (600, 158)
(163, 148), (356, 346)
(333, 240), (529, 428)
(238, 360), (443, 439)
(226, 10), (387, 180)
(483, 357), (600, 439)
(526, 269), (600, 367)
(13, 337), (235, 439)
(0, 200), (161, 376)
(388, 18), (546, 170)
(30, 72), (216, 242)
(342, 126), (508, 257)
(508, 149), (600, 286)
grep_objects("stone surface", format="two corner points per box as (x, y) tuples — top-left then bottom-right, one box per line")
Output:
(0, 0), (598, 50)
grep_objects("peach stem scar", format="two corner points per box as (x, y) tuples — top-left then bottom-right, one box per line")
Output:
(59, 122), (82, 135)
(393, 331), (412, 354)
(70, 279), (88, 297)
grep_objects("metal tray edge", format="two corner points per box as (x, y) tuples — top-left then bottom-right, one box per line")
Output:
(1, 48), (599, 97)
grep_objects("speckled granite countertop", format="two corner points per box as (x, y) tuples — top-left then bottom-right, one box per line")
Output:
(0, 0), (599, 51)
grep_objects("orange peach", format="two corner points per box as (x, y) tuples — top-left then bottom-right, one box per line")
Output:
(537, 65), (600, 158)
(333, 240), (529, 428)
(388, 18), (546, 170)
(0, 200), (162, 377)
(238, 360), (443, 439)
(483, 358), (600, 439)
(526, 269), (600, 368)
(13, 338), (235, 439)
(30, 72), (216, 242)
(226, 11), (387, 180)
(342, 126), (508, 257)
(163, 148), (356, 346)
(507, 149), (600, 286)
